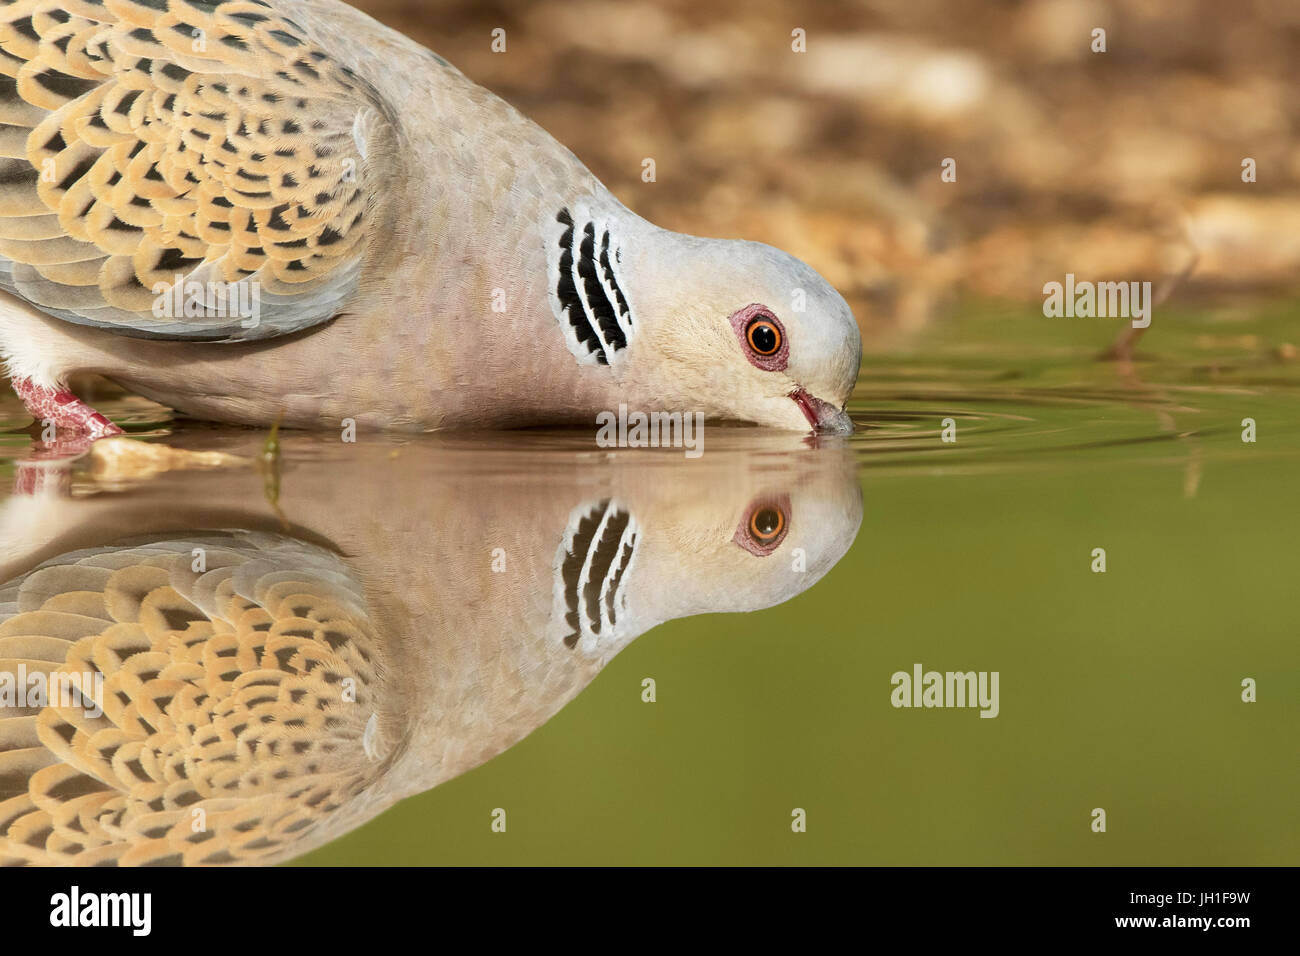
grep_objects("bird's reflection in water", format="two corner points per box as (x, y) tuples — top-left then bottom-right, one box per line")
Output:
(0, 435), (860, 865)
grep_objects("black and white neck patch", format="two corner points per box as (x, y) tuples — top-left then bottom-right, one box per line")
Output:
(550, 208), (634, 366)
(554, 498), (640, 653)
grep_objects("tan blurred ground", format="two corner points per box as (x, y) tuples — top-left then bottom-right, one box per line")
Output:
(354, 0), (1299, 344)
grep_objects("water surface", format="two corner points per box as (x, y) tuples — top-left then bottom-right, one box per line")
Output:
(1, 303), (1294, 865)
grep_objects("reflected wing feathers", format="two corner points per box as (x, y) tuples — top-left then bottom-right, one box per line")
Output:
(0, 530), (399, 866)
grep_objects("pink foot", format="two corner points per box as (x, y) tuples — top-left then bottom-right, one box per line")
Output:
(11, 377), (123, 440)
(14, 457), (74, 496)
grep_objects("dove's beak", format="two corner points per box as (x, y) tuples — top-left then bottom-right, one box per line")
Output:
(791, 389), (854, 435)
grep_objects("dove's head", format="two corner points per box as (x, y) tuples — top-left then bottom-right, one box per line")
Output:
(550, 208), (861, 433)
(549, 444), (863, 660)
(628, 230), (861, 433)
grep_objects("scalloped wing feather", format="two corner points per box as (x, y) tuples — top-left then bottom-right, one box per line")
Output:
(0, 0), (388, 341)
(0, 531), (402, 866)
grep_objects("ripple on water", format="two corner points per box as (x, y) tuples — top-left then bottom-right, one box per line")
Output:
(2, 341), (1299, 490)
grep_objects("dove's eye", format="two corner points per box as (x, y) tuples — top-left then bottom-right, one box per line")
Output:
(729, 304), (789, 371)
(750, 507), (785, 541)
(746, 316), (782, 356)
(733, 494), (791, 556)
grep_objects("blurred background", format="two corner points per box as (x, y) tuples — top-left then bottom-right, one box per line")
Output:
(358, 0), (1300, 348)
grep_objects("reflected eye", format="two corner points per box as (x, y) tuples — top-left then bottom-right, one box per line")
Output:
(746, 316), (782, 356)
(733, 494), (792, 556)
(749, 507), (785, 543)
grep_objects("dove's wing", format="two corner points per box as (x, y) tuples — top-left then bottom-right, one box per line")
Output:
(0, 0), (391, 341)
(0, 531), (402, 866)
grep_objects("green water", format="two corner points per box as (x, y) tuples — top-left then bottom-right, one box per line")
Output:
(1, 301), (1295, 865)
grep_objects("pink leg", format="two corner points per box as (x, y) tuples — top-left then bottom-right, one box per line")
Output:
(11, 377), (123, 439)
(13, 458), (73, 496)
(8, 378), (122, 495)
